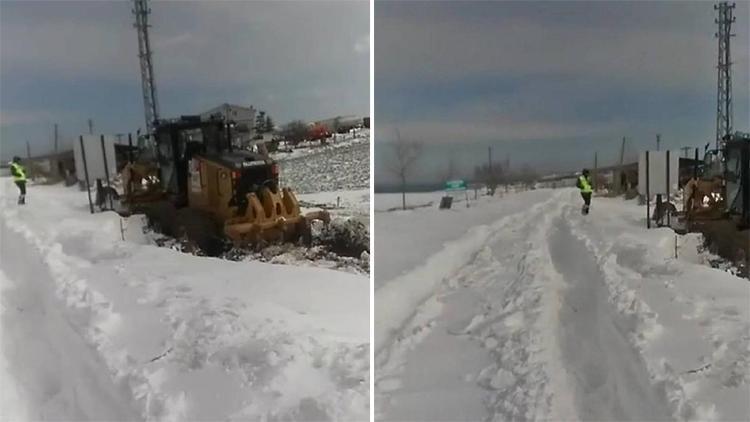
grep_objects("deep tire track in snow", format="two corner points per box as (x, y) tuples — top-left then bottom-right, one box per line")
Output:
(0, 216), (141, 421)
(376, 192), (567, 421)
(549, 215), (672, 421)
(377, 193), (681, 422)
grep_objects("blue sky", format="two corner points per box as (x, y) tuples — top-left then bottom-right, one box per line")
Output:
(0, 0), (369, 160)
(375, 1), (749, 186)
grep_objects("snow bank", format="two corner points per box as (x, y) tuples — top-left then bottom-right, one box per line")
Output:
(0, 270), (29, 422)
(0, 180), (369, 421)
(298, 189), (370, 218)
(375, 188), (748, 421)
(299, 188), (370, 231)
(373, 192), (443, 211)
(374, 189), (552, 286)
(374, 190), (565, 357)
(567, 193), (750, 421)
(375, 189), (576, 421)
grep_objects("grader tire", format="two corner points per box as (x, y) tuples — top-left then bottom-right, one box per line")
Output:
(174, 208), (224, 256)
(144, 201), (178, 237)
(297, 218), (312, 246)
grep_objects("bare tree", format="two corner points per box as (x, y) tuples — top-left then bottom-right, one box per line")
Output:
(387, 129), (423, 210)
(255, 110), (267, 134)
(280, 120), (308, 146)
(473, 162), (503, 195)
(332, 116), (342, 134)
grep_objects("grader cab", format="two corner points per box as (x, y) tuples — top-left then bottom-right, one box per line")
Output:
(683, 132), (749, 229)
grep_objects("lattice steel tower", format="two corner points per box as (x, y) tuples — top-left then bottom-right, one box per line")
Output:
(715, 2), (736, 150)
(133, 0), (160, 133)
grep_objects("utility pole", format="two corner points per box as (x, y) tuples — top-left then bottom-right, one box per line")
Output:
(593, 151), (598, 192)
(715, 1), (736, 150)
(617, 137), (626, 194)
(680, 146), (692, 158)
(54, 123), (58, 153)
(88, 118), (94, 135)
(26, 140), (31, 159)
(655, 134), (663, 216)
(488, 146), (493, 194)
(488, 146), (492, 174)
(505, 153), (510, 193)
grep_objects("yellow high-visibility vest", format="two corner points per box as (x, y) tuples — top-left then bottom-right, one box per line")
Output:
(10, 162), (27, 182)
(578, 175), (592, 193)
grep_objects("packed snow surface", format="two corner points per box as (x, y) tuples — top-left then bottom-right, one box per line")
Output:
(375, 189), (749, 421)
(0, 180), (369, 421)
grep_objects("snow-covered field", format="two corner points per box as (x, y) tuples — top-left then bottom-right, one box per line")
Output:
(374, 189), (750, 421)
(0, 180), (369, 421)
(280, 141), (369, 195)
(272, 130), (369, 163)
(374, 189), (547, 286)
(299, 189), (370, 226)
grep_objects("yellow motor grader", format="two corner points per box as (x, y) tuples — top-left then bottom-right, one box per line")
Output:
(120, 115), (328, 255)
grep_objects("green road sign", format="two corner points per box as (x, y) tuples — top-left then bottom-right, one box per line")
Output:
(445, 179), (467, 191)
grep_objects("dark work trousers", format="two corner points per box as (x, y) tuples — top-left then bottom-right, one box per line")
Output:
(580, 191), (591, 206)
(15, 181), (26, 204)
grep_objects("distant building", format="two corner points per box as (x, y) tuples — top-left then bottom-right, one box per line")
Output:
(23, 150), (76, 183)
(201, 103), (257, 144)
(314, 115), (363, 133)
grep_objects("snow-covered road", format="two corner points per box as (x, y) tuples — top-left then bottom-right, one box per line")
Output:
(549, 217), (671, 421)
(0, 239), (140, 421)
(0, 180), (369, 421)
(375, 189), (749, 421)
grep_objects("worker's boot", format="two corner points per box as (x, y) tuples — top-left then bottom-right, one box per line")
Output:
(18, 194), (25, 205)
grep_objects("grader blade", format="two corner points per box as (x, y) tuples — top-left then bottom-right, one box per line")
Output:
(224, 187), (330, 247)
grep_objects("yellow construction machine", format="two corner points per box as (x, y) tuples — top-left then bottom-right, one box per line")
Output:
(121, 115), (329, 255)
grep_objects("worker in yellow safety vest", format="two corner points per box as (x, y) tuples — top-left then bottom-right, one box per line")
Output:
(576, 168), (592, 215)
(9, 156), (27, 205)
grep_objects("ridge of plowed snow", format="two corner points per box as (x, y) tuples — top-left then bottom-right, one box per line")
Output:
(375, 189), (750, 421)
(376, 190), (573, 421)
(0, 180), (369, 421)
(374, 190), (567, 357)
